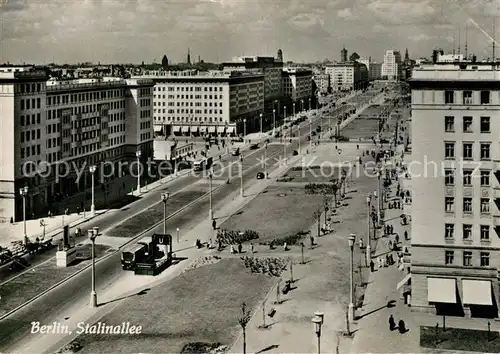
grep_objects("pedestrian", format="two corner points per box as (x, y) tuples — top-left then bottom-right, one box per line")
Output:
(398, 318), (406, 333)
(250, 243), (254, 254)
(370, 259), (375, 272)
(377, 256), (382, 269)
(212, 219), (216, 230)
(383, 256), (387, 267)
(238, 243), (243, 253)
(218, 239), (222, 251)
(77, 206), (80, 215)
(403, 230), (408, 241)
(358, 238), (364, 249)
(395, 233), (400, 244)
(10, 216), (13, 225)
(230, 244), (235, 254)
(283, 242), (288, 251)
(310, 236), (315, 248)
(388, 240), (393, 250)
(389, 314), (396, 331)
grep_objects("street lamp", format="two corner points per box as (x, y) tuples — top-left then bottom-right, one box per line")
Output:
(136, 150), (142, 195)
(312, 315), (323, 354)
(240, 154), (244, 197)
(301, 99), (304, 112)
(208, 171), (213, 220)
(264, 142), (268, 178)
(309, 118), (313, 150)
(161, 192), (170, 234)
(273, 109), (276, 131)
(293, 102), (296, 118)
(19, 186), (28, 242)
(243, 118), (247, 141)
(259, 113), (263, 134)
(89, 227), (99, 308)
(365, 196), (372, 266)
(309, 97), (312, 111)
(377, 170), (382, 225)
(348, 234), (356, 322)
(89, 165), (97, 216)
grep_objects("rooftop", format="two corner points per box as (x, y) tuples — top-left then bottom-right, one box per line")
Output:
(412, 62), (500, 81)
(134, 69), (264, 80)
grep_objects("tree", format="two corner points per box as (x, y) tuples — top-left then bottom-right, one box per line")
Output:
(349, 52), (360, 62)
(323, 195), (333, 224)
(313, 209), (322, 237)
(332, 183), (339, 207)
(238, 302), (251, 354)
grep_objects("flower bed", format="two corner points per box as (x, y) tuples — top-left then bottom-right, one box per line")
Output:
(215, 229), (259, 245)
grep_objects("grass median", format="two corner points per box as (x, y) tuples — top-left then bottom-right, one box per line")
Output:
(106, 190), (206, 238)
(0, 244), (109, 318)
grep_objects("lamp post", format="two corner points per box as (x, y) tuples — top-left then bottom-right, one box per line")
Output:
(293, 102), (296, 118)
(298, 123), (301, 154)
(240, 154), (244, 197)
(40, 219), (46, 240)
(176, 227), (180, 244)
(243, 118), (247, 142)
(208, 171), (213, 219)
(273, 109), (276, 131)
(19, 186), (29, 242)
(89, 227), (99, 308)
(264, 142), (268, 178)
(366, 196), (372, 266)
(136, 150), (142, 195)
(309, 97), (312, 111)
(309, 118), (313, 150)
(301, 99), (304, 112)
(348, 234), (356, 322)
(239, 302), (251, 354)
(312, 315), (323, 354)
(377, 170), (382, 225)
(161, 192), (170, 234)
(89, 165), (96, 216)
(259, 113), (263, 134)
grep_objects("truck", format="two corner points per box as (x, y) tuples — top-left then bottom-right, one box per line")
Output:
(121, 243), (148, 270)
(193, 156), (213, 172)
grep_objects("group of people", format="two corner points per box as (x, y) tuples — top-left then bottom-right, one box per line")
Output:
(389, 314), (407, 334)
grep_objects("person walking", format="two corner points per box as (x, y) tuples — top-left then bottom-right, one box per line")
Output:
(389, 314), (396, 331)
(238, 243), (243, 254)
(398, 318), (406, 333)
(250, 243), (254, 254)
(395, 233), (400, 245)
(370, 259), (375, 272)
(212, 219), (217, 230)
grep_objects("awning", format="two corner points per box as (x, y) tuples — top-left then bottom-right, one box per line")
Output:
(154, 125), (163, 132)
(191, 126), (199, 133)
(427, 277), (456, 303)
(397, 273), (411, 291)
(173, 126), (181, 132)
(462, 280), (492, 305)
(208, 126), (216, 133)
(226, 126), (236, 134)
(181, 126), (190, 133)
(199, 126), (208, 133)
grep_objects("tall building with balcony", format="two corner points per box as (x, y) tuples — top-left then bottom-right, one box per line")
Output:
(409, 62), (500, 318)
(382, 50), (402, 80)
(325, 62), (368, 91)
(135, 70), (264, 137)
(282, 68), (313, 103)
(0, 67), (154, 221)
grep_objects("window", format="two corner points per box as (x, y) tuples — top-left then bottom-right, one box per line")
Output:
(444, 169), (454, 185)
(445, 251), (454, 265)
(445, 142), (455, 159)
(445, 224), (454, 239)
(463, 198), (473, 213)
(445, 116), (454, 132)
(463, 251), (472, 266)
(463, 91), (473, 104)
(445, 91), (454, 104)
(480, 252), (490, 267)
(480, 170), (490, 186)
(463, 143), (473, 159)
(480, 143), (490, 160)
(445, 197), (455, 213)
(463, 224), (472, 239)
(480, 225), (490, 240)
(463, 169), (472, 185)
(463, 116), (473, 132)
(480, 91), (490, 104)
(480, 198), (490, 213)
(481, 117), (490, 133)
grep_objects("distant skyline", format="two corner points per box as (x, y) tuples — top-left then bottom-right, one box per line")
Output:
(1, 0), (499, 64)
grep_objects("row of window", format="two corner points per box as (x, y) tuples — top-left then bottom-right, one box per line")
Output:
(47, 90), (125, 106)
(47, 137), (61, 149)
(20, 129), (41, 143)
(444, 250), (490, 267)
(20, 113), (41, 126)
(140, 132), (152, 141)
(154, 86), (224, 92)
(444, 169), (490, 186)
(445, 224), (490, 240)
(140, 122), (151, 130)
(154, 116), (225, 123)
(154, 94), (224, 100)
(444, 141), (490, 160)
(18, 83), (43, 94)
(21, 145), (41, 158)
(444, 90), (491, 105)
(445, 116), (490, 133)
(444, 197), (490, 214)
(20, 98), (42, 111)
(155, 101), (224, 107)
(153, 108), (224, 116)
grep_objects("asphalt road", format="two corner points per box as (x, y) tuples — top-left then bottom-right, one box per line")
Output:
(0, 87), (398, 351)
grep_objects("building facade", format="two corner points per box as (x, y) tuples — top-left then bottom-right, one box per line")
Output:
(369, 63), (382, 80)
(313, 73), (330, 93)
(0, 67), (154, 221)
(410, 62), (500, 318)
(382, 50), (402, 80)
(325, 62), (368, 91)
(136, 70), (264, 137)
(282, 68), (313, 102)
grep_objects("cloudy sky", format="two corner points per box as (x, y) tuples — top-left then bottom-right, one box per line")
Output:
(0, 0), (499, 64)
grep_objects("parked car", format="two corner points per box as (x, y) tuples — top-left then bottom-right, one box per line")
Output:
(250, 143), (259, 150)
(292, 150), (298, 156)
(256, 172), (265, 179)
(231, 147), (240, 156)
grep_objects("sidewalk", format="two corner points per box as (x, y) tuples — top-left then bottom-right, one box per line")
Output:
(349, 155), (419, 353)
(13, 141), (304, 354)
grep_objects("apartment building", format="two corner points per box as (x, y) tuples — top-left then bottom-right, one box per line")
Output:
(282, 68), (313, 102)
(0, 67), (154, 221)
(382, 50), (402, 80)
(135, 69), (264, 136)
(313, 73), (330, 93)
(325, 62), (369, 91)
(410, 62), (500, 318)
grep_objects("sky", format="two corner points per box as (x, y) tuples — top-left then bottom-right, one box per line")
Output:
(0, 0), (499, 64)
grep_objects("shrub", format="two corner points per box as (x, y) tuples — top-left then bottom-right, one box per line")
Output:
(240, 256), (288, 277)
(180, 342), (223, 354)
(272, 230), (309, 246)
(277, 176), (294, 182)
(216, 229), (259, 246)
(304, 183), (339, 195)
